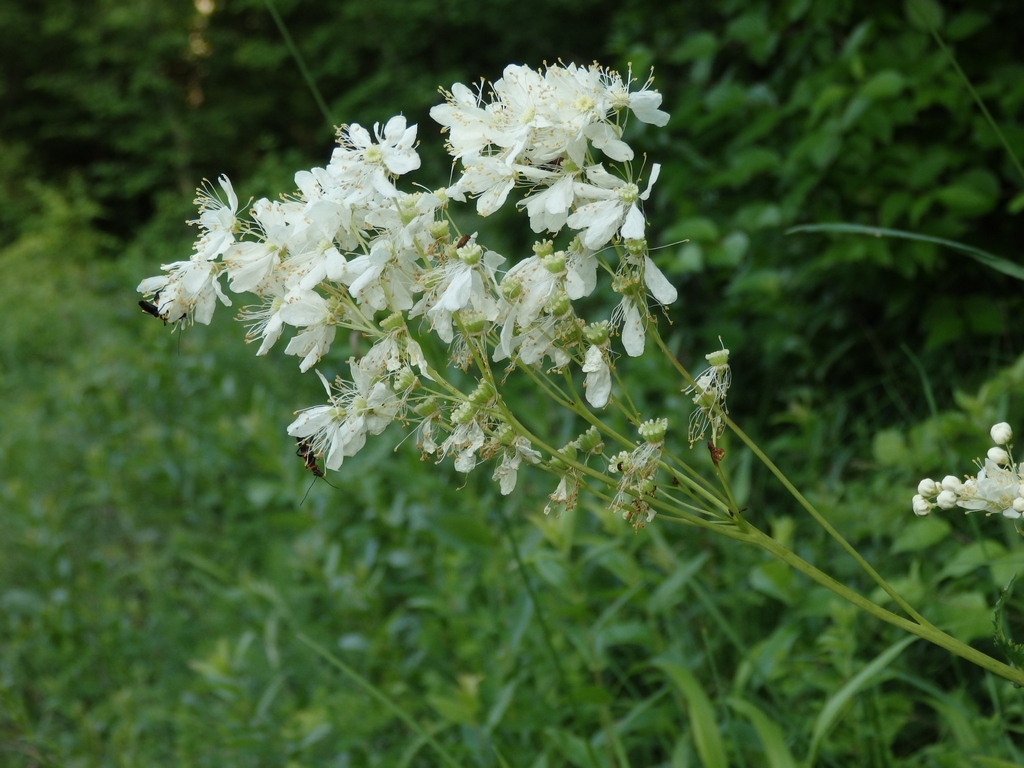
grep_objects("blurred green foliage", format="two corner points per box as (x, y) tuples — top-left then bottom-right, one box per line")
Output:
(4, 0), (1024, 765)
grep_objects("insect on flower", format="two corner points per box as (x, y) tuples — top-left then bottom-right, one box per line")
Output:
(295, 436), (340, 504)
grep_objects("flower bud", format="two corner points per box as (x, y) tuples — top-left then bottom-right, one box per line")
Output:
(917, 478), (938, 497)
(550, 443), (578, 470)
(542, 252), (566, 274)
(705, 348), (730, 367)
(912, 494), (933, 517)
(413, 397), (439, 418)
(501, 276), (523, 301)
(545, 291), (571, 317)
(428, 220), (451, 240)
(452, 401), (476, 425)
(380, 311), (406, 332)
(584, 321), (609, 346)
(457, 242), (482, 266)
(987, 447), (1009, 465)
(532, 239), (555, 258)
(991, 422), (1013, 445)
(575, 426), (605, 454)
(468, 379), (495, 406)
(459, 309), (488, 334)
(624, 238), (647, 256)
(393, 367), (417, 392)
(638, 417), (668, 444)
(936, 490), (957, 510)
(941, 475), (962, 492)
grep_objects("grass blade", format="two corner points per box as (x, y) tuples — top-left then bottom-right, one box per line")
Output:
(654, 657), (728, 768)
(787, 223), (1024, 281)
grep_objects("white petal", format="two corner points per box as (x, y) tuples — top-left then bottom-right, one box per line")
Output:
(644, 256), (677, 305)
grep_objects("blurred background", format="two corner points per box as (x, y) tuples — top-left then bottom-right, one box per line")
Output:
(3, 0), (1024, 765)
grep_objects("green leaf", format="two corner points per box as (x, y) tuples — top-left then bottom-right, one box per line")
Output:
(891, 516), (951, 553)
(993, 574), (1024, 670)
(726, 698), (798, 768)
(787, 223), (1024, 281)
(807, 636), (917, 765)
(905, 0), (944, 30)
(653, 656), (728, 768)
(860, 71), (905, 100)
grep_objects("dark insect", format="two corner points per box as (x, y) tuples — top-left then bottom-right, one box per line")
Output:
(456, 234), (471, 249)
(139, 299), (162, 319)
(295, 436), (340, 504)
(296, 437), (325, 478)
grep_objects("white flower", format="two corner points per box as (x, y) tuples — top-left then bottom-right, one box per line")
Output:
(329, 117), (421, 200)
(988, 447), (1010, 465)
(279, 289), (338, 372)
(193, 175), (241, 260)
(582, 345), (611, 408)
(991, 422), (1013, 445)
(287, 360), (399, 471)
(137, 257), (231, 326)
(912, 494), (933, 517)
(492, 436), (542, 495)
(684, 345), (731, 446)
(566, 163), (660, 251)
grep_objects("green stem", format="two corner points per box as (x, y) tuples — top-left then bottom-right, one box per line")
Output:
(738, 527), (1024, 687)
(726, 417), (933, 628)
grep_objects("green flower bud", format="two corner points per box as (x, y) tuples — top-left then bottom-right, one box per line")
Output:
(458, 309), (488, 334)
(550, 443), (578, 470)
(624, 238), (647, 256)
(501, 277), (523, 301)
(705, 348), (730, 367)
(494, 423), (515, 446)
(414, 397), (439, 418)
(546, 290), (571, 317)
(452, 401), (476, 425)
(532, 239), (555, 258)
(468, 379), (495, 406)
(380, 311), (406, 332)
(638, 418), (668, 444)
(393, 367), (417, 392)
(541, 252), (566, 274)
(612, 273), (643, 297)
(428, 220), (451, 240)
(584, 321), (609, 345)
(458, 242), (483, 266)
(576, 426), (605, 454)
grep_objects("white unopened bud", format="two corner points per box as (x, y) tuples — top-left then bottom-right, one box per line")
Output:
(991, 422), (1013, 445)
(936, 490), (957, 510)
(1014, 497), (1024, 514)
(912, 494), (933, 517)
(988, 447), (1010, 465)
(1005, 500), (1024, 519)
(917, 478), (938, 497)
(941, 475), (963, 492)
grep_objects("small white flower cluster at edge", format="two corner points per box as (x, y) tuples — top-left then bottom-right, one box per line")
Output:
(912, 422), (1024, 520)
(138, 62), (688, 502)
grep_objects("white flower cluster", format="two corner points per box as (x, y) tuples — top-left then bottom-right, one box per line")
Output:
(138, 62), (677, 498)
(912, 422), (1024, 520)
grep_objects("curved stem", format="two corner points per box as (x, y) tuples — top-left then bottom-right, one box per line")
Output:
(726, 417), (934, 629)
(740, 526), (1024, 686)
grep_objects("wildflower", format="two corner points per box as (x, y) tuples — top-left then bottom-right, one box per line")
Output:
(287, 359), (400, 471)
(684, 343), (731, 446)
(610, 418), (667, 530)
(912, 423), (1024, 520)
